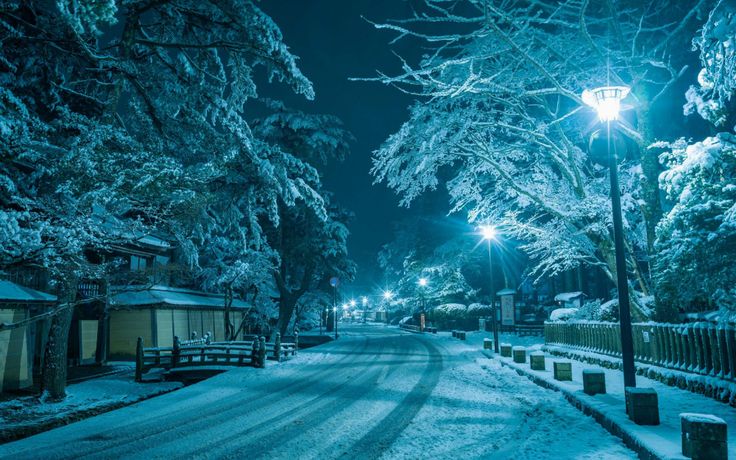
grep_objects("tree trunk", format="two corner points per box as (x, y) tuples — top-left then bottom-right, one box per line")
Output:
(41, 275), (77, 400)
(274, 294), (298, 337)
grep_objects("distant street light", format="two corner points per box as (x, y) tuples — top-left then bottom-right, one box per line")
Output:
(418, 277), (428, 287)
(583, 85), (636, 389)
(361, 296), (368, 306)
(350, 299), (357, 307)
(480, 225), (500, 353)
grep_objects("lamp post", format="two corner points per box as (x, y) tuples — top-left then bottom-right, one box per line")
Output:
(361, 296), (368, 323)
(383, 290), (393, 324)
(418, 277), (428, 332)
(583, 85), (636, 388)
(480, 225), (499, 353)
(333, 306), (338, 339)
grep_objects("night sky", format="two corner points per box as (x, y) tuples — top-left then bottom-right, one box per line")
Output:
(259, 1), (425, 291)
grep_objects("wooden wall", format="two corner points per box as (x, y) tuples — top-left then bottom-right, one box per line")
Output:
(109, 308), (237, 359)
(109, 309), (152, 359)
(0, 308), (31, 390)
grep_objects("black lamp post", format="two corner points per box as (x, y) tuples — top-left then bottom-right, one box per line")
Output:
(583, 85), (636, 388)
(480, 225), (499, 353)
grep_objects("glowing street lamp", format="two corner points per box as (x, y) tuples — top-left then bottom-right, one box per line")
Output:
(480, 224), (500, 353)
(582, 86), (630, 122)
(583, 85), (636, 389)
(418, 277), (428, 287)
(350, 299), (357, 307)
(382, 290), (393, 300)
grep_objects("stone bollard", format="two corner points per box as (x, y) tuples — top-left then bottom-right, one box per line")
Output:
(625, 387), (660, 425)
(680, 413), (727, 460)
(553, 361), (572, 381)
(500, 343), (512, 357)
(512, 346), (526, 364)
(582, 369), (606, 395)
(530, 351), (545, 371)
(483, 338), (493, 350)
(458, 331), (466, 340)
(452, 330), (457, 338)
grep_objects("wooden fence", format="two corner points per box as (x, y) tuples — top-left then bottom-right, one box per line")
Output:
(545, 321), (736, 383)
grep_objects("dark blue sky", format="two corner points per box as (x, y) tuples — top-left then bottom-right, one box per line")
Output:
(259, 1), (424, 290)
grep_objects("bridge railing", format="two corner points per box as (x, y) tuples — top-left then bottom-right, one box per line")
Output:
(135, 332), (299, 381)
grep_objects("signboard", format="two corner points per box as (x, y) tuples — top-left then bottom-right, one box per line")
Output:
(501, 295), (515, 326)
(479, 318), (486, 332)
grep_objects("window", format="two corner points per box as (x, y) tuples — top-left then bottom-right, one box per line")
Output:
(130, 255), (148, 271)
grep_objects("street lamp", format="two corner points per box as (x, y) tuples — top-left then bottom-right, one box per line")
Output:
(583, 85), (636, 388)
(361, 296), (368, 323)
(417, 277), (429, 332)
(480, 225), (499, 353)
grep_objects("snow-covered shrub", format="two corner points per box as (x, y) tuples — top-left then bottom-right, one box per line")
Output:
(431, 303), (468, 321)
(572, 299), (619, 322)
(467, 303), (492, 317)
(549, 308), (578, 322)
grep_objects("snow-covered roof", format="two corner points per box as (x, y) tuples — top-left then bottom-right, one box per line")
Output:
(554, 291), (585, 302)
(496, 288), (516, 296)
(110, 285), (250, 310)
(0, 280), (56, 304)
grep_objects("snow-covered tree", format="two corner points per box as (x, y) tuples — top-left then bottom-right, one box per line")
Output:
(0, 0), (316, 398)
(655, 4), (736, 317)
(253, 109), (356, 335)
(655, 135), (736, 313)
(369, 0), (715, 318)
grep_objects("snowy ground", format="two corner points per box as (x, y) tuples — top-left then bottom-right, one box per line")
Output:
(0, 367), (182, 443)
(0, 324), (636, 459)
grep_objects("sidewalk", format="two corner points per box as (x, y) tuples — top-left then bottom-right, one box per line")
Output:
(457, 330), (735, 460)
(0, 368), (182, 444)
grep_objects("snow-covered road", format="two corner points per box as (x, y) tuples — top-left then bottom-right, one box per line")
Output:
(1, 325), (635, 459)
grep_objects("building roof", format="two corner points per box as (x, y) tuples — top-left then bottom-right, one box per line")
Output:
(110, 285), (251, 310)
(0, 280), (57, 304)
(496, 288), (516, 296)
(554, 291), (585, 302)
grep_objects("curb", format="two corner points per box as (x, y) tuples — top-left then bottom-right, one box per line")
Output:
(483, 350), (680, 460)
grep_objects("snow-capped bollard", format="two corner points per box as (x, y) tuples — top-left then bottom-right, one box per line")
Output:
(452, 330), (458, 338)
(500, 343), (512, 357)
(483, 338), (493, 350)
(553, 361), (572, 381)
(582, 369), (606, 395)
(625, 387), (659, 425)
(530, 351), (545, 371)
(458, 331), (466, 340)
(512, 346), (526, 363)
(680, 413), (727, 460)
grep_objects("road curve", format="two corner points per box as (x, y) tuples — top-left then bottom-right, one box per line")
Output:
(0, 325), (635, 459)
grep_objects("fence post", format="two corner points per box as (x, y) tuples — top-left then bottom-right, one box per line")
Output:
(172, 336), (181, 368)
(258, 336), (267, 368)
(135, 337), (144, 382)
(274, 332), (282, 362)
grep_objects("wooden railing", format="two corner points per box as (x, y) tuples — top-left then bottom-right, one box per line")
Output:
(545, 321), (736, 382)
(135, 332), (298, 381)
(399, 323), (421, 333)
